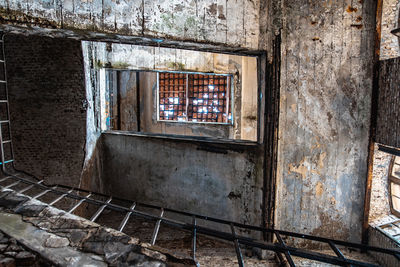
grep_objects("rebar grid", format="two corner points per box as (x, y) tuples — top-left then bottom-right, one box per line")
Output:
(0, 174), (398, 267)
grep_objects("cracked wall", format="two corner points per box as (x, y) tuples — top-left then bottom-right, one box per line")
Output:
(274, 0), (376, 244)
(0, 0), (260, 50)
(0, 0), (382, 246)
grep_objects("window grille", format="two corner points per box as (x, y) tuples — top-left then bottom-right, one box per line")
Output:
(158, 72), (232, 124)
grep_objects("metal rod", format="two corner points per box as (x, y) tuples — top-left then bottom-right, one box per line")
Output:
(0, 175), (11, 183)
(49, 188), (74, 205)
(18, 180), (43, 194)
(2, 174), (398, 266)
(31, 186), (57, 200)
(2, 180), (20, 189)
(118, 202), (136, 232)
(328, 241), (345, 259)
(274, 231), (295, 267)
(191, 216), (197, 261)
(90, 196), (112, 222)
(151, 208), (164, 245)
(230, 223), (244, 267)
(68, 193), (92, 213)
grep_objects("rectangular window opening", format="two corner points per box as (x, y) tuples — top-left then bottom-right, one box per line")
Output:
(97, 43), (261, 142)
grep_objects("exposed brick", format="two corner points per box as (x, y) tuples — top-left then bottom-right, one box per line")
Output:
(4, 34), (86, 187)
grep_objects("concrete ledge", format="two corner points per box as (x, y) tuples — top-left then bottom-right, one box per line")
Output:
(0, 188), (195, 266)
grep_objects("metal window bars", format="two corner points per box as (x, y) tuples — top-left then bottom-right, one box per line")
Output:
(0, 31), (398, 266)
(158, 72), (232, 123)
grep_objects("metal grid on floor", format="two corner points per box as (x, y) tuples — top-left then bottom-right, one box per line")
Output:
(0, 173), (399, 267)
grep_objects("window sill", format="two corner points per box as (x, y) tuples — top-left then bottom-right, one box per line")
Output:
(102, 130), (260, 148)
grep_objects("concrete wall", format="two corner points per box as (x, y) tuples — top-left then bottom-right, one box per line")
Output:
(274, 0), (376, 244)
(0, 0), (383, 246)
(5, 34), (86, 187)
(100, 132), (263, 229)
(0, 0), (260, 49)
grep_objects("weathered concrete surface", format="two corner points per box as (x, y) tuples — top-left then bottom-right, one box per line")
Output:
(101, 132), (263, 229)
(0, 0), (260, 49)
(275, 0), (376, 244)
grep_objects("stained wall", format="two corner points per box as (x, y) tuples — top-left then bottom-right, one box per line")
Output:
(274, 0), (376, 243)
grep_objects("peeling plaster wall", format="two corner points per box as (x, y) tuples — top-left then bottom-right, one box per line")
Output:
(275, 0), (376, 244)
(0, 0), (260, 49)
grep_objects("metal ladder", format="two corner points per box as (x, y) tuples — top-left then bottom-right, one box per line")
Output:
(0, 32), (15, 172)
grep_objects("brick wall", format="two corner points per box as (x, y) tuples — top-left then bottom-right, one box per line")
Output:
(4, 34), (86, 187)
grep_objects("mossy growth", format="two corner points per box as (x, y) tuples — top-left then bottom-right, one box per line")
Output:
(167, 62), (186, 70)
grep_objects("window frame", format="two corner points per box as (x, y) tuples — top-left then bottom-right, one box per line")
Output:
(156, 71), (234, 126)
(389, 155), (400, 218)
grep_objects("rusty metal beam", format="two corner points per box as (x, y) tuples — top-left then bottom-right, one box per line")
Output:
(362, 0), (383, 245)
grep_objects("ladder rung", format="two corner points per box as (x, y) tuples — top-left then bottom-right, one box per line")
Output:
(0, 159), (13, 165)
(0, 120), (9, 123)
(0, 100), (7, 103)
(0, 81), (6, 83)
(0, 60), (4, 63)
(2, 140), (11, 144)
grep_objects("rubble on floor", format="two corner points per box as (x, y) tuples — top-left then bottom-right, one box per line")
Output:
(0, 230), (49, 267)
(0, 188), (195, 266)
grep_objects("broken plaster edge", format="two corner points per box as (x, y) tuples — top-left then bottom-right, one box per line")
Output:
(0, 210), (107, 267)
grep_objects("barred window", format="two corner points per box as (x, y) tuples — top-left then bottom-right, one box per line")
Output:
(158, 72), (232, 124)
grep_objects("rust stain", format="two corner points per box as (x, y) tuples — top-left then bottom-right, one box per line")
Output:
(351, 24), (363, 29)
(311, 137), (321, 150)
(312, 37), (320, 41)
(311, 21), (317, 25)
(290, 104), (296, 113)
(310, 213), (350, 243)
(346, 6), (358, 13)
(288, 158), (308, 179)
(330, 196), (336, 205)
(356, 16), (363, 22)
(316, 182), (323, 197)
(0, 8), (59, 29)
(318, 152), (326, 169)
(217, 5), (226, 20)
(208, 3), (218, 16)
